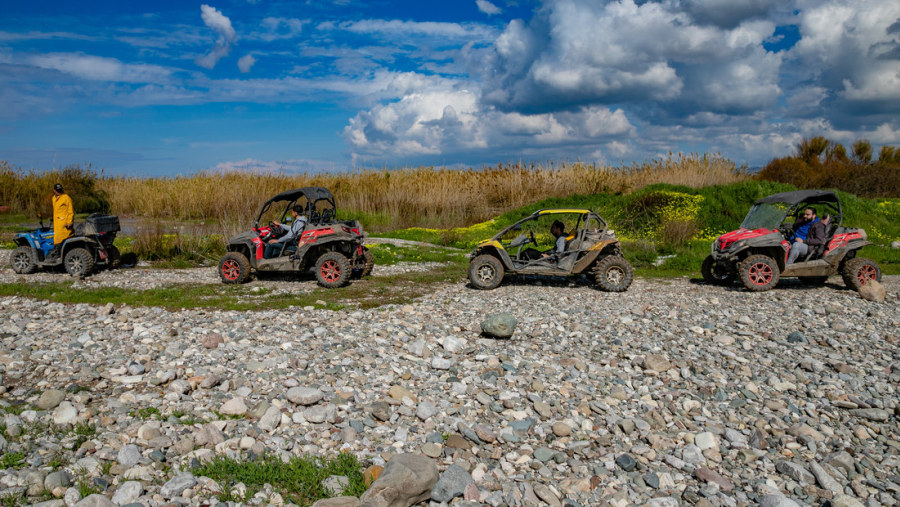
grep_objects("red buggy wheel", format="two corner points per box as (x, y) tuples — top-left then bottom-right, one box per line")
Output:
(739, 254), (779, 292)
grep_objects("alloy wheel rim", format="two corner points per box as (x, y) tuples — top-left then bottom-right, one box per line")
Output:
(857, 265), (877, 285)
(748, 262), (773, 285)
(322, 260), (341, 282)
(222, 259), (240, 280)
(606, 267), (624, 285)
(13, 253), (29, 271)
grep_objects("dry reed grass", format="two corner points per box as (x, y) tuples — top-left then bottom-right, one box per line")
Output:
(98, 153), (744, 230)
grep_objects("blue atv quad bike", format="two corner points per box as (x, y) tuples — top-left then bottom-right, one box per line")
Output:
(10, 214), (121, 277)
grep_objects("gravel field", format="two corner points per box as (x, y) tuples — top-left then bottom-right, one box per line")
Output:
(0, 267), (897, 507)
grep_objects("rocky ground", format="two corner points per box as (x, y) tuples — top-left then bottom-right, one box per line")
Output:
(0, 267), (897, 507)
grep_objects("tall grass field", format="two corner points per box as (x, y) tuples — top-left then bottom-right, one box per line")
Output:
(2, 155), (743, 230)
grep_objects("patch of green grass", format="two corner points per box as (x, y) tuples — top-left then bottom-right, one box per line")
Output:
(213, 411), (245, 421)
(131, 407), (161, 420)
(72, 421), (97, 448)
(0, 451), (26, 469)
(0, 490), (26, 507)
(76, 470), (101, 498)
(193, 452), (366, 506)
(366, 243), (465, 265)
(0, 403), (28, 416)
(47, 452), (66, 470)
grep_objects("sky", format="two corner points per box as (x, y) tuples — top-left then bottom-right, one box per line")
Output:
(0, 0), (898, 176)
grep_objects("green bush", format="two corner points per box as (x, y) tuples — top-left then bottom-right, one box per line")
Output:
(0, 162), (110, 216)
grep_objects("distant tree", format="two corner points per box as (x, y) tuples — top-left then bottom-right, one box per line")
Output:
(879, 146), (897, 163)
(826, 143), (847, 163)
(797, 136), (829, 164)
(852, 139), (872, 164)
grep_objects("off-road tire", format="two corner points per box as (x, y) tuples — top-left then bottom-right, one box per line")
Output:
(315, 251), (351, 288)
(701, 255), (735, 286)
(469, 254), (504, 290)
(10, 246), (37, 274)
(739, 254), (779, 292)
(107, 246), (122, 269)
(64, 247), (95, 278)
(841, 257), (881, 290)
(593, 255), (634, 292)
(219, 252), (251, 284)
(798, 276), (829, 285)
(352, 246), (374, 279)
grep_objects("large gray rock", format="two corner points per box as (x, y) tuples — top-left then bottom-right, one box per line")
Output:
(359, 453), (438, 507)
(219, 397), (248, 416)
(809, 462), (842, 494)
(117, 444), (142, 467)
(858, 280), (886, 302)
(160, 472), (197, 498)
(44, 470), (73, 490)
(775, 461), (815, 486)
(37, 389), (66, 410)
(52, 402), (78, 426)
(643, 354), (672, 372)
(480, 313), (517, 339)
(849, 408), (890, 421)
(111, 481), (143, 505)
(286, 387), (324, 405)
(759, 495), (802, 507)
(258, 405), (282, 431)
(311, 498), (360, 507)
(831, 495), (865, 507)
(74, 494), (115, 507)
(430, 464), (474, 503)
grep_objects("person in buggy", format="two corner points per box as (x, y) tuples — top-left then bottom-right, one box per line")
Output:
(263, 205), (308, 258)
(521, 220), (567, 261)
(786, 206), (825, 265)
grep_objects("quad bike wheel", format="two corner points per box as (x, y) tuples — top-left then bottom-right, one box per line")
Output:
(10, 246), (37, 274)
(841, 257), (881, 290)
(219, 252), (251, 284)
(352, 246), (375, 279)
(64, 247), (95, 278)
(593, 255), (634, 292)
(315, 251), (351, 288)
(469, 254), (504, 290)
(701, 255), (735, 286)
(739, 254), (779, 291)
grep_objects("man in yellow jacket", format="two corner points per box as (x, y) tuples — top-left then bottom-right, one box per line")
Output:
(50, 183), (74, 259)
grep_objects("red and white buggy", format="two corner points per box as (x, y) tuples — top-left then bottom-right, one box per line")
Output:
(702, 190), (881, 292)
(218, 187), (373, 287)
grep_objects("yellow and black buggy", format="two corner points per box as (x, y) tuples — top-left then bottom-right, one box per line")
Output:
(468, 209), (633, 291)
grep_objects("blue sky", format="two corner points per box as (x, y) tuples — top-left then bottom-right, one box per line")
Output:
(1, 0), (898, 176)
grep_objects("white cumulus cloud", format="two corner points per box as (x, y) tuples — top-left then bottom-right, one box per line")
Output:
(238, 54), (256, 73)
(476, 0), (502, 16)
(195, 4), (236, 70)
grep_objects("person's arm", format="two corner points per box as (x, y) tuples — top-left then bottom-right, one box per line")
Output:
(63, 195), (74, 229)
(278, 217), (307, 243)
(556, 235), (566, 254)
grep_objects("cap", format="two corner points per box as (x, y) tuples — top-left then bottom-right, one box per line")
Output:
(53, 183), (64, 192)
